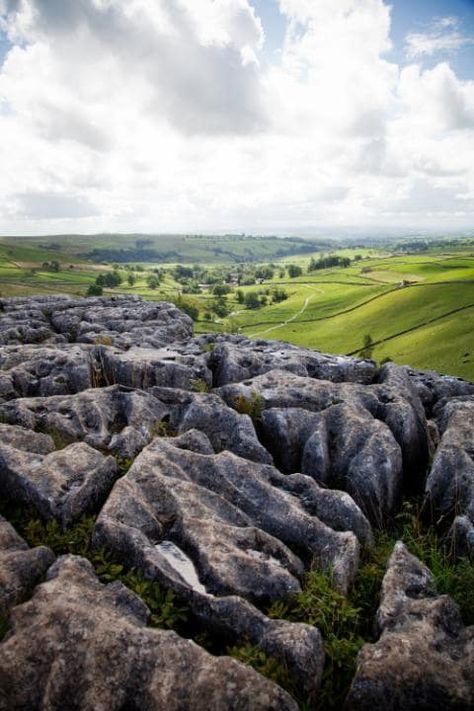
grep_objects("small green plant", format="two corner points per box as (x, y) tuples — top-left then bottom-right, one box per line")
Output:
(200, 342), (216, 353)
(122, 571), (188, 629)
(268, 568), (364, 709)
(150, 420), (176, 438)
(115, 456), (134, 475)
(227, 642), (293, 695)
(190, 378), (209, 393)
(1, 506), (190, 631)
(232, 391), (264, 421)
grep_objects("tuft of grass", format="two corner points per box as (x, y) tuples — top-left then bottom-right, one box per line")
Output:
(150, 419), (177, 438)
(190, 378), (209, 393)
(115, 455), (133, 475)
(227, 642), (294, 696)
(232, 390), (264, 421)
(0, 506), (189, 632)
(268, 569), (364, 710)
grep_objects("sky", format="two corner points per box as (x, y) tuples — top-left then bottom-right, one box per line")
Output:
(0, 0), (473, 236)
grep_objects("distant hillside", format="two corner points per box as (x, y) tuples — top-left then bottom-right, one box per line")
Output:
(0, 234), (331, 264)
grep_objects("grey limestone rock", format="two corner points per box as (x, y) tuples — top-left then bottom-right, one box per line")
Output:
(0, 554), (298, 710)
(345, 541), (474, 710)
(0, 516), (54, 615)
(95, 344), (212, 391)
(0, 295), (193, 349)
(0, 440), (118, 527)
(424, 396), (474, 557)
(0, 344), (93, 400)
(260, 404), (402, 526)
(206, 337), (376, 387)
(221, 368), (427, 498)
(0, 384), (169, 458)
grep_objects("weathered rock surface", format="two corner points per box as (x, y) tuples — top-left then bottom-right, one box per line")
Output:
(0, 441), (118, 527)
(424, 396), (474, 557)
(0, 385), (169, 458)
(0, 554), (298, 710)
(94, 431), (359, 694)
(260, 404), (402, 525)
(0, 295), (472, 707)
(96, 344), (212, 390)
(204, 336), (376, 386)
(0, 344), (94, 401)
(346, 541), (474, 710)
(0, 516), (54, 615)
(0, 294), (193, 349)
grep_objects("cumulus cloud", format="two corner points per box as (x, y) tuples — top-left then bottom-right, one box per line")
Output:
(0, 0), (473, 234)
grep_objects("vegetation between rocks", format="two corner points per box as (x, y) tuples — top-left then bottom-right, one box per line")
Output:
(1, 498), (473, 710)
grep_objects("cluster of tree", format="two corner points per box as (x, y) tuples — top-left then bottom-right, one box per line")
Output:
(308, 255), (351, 271)
(41, 260), (60, 272)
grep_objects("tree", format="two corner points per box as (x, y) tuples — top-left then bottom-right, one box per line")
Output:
(244, 292), (261, 310)
(87, 284), (103, 296)
(212, 284), (231, 296)
(236, 289), (245, 304)
(287, 264), (302, 278)
(146, 275), (160, 289)
(359, 334), (374, 360)
(127, 273), (136, 286)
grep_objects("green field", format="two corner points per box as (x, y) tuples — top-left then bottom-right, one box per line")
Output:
(0, 236), (472, 381)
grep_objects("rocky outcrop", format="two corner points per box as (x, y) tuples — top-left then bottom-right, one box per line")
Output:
(0, 385), (169, 458)
(346, 542), (474, 710)
(260, 404), (402, 525)
(424, 396), (474, 558)
(95, 344), (212, 391)
(0, 554), (298, 710)
(0, 516), (54, 615)
(0, 295), (193, 349)
(204, 336), (376, 386)
(0, 344), (94, 401)
(0, 441), (118, 528)
(0, 295), (472, 707)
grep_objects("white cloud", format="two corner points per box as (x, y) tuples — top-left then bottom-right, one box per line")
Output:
(406, 16), (474, 59)
(0, 0), (473, 234)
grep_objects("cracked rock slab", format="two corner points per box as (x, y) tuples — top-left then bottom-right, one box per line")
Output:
(424, 396), (474, 558)
(94, 431), (354, 695)
(0, 440), (118, 528)
(261, 404), (402, 526)
(345, 541), (474, 710)
(0, 385), (169, 458)
(219, 367), (428, 488)
(0, 516), (54, 615)
(0, 554), (298, 710)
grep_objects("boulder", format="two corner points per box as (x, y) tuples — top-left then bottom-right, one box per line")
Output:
(424, 396), (474, 557)
(260, 404), (402, 526)
(0, 554), (298, 710)
(0, 385), (169, 458)
(221, 368), (427, 492)
(0, 516), (54, 615)
(205, 337), (376, 387)
(0, 440), (118, 527)
(95, 345), (212, 391)
(0, 344), (93, 400)
(346, 542), (474, 710)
